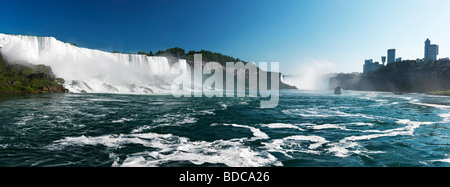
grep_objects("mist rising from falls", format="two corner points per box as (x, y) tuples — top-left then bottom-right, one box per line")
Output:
(0, 33), (188, 94)
(283, 60), (336, 90)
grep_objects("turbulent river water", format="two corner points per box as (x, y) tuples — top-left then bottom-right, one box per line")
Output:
(0, 90), (449, 167)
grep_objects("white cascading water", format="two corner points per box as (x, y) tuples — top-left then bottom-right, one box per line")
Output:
(0, 33), (188, 94)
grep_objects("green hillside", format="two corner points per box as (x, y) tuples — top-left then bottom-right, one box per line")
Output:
(0, 53), (67, 94)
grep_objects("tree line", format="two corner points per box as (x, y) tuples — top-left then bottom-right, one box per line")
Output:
(130, 47), (246, 66)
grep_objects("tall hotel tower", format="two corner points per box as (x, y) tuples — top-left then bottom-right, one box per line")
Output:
(387, 49), (396, 64)
(424, 38), (439, 61)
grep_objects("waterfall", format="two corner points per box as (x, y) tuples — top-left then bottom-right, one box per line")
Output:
(0, 33), (188, 94)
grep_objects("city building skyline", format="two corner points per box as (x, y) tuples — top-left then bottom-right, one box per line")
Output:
(424, 38), (439, 61)
(387, 49), (396, 64)
(363, 59), (380, 74)
(363, 37), (447, 74)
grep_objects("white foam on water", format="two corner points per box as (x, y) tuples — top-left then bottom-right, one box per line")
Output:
(282, 108), (374, 119)
(260, 123), (305, 131)
(326, 119), (434, 157)
(121, 140), (281, 167)
(88, 98), (127, 102)
(153, 113), (197, 125)
(110, 153), (121, 167)
(14, 114), (35, 126)
(122, 147), (281, 167)
(360, 96), (387, 103)
(326, 140), (362, 158)
(304, 123), (347, 130)
(298, 122), (375, 132)
(49, 132), (282, 167)
(395, 119), (434, 133)
(430, 158), (450, 164)
(439, 113), (450, 123)
(49, 134), (150, 148)
(413, 102), (450, 109)
(286, 135), (328, 149)
(282, 108), (329, 117)
(198, 109), (215, 115)
(112, 118), (133, 123)
(131, 126), (152, 133)
(120, 156), (148, 167)
(224, 124), (269, 140)
(359, 97), (371, 100)
(130, 113), (198, 133)
(371, 101), (398, 107)
(0, 137), (8, 149)
(429, 154), (450, 164)
(263, 135), (329, 158)
(223, 121), (411, 159)
(130, 118), (197, 133)
(349, 122), (374, 126)
(45, 117), (440, 164)
(220, 103), (228, 110)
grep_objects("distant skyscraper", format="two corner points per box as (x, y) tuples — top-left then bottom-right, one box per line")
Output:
(424, 38), (439, 62)
(387, 49), (395, 64)
(381, 56), (386, 65)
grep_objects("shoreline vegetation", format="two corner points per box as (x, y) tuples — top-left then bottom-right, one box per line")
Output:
(0, 53), (68, 94)
(329, 59), (450, 96)
(427, 90), (450, 96)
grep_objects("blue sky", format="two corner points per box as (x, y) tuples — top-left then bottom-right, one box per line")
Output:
(1, 0), (450, 74)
